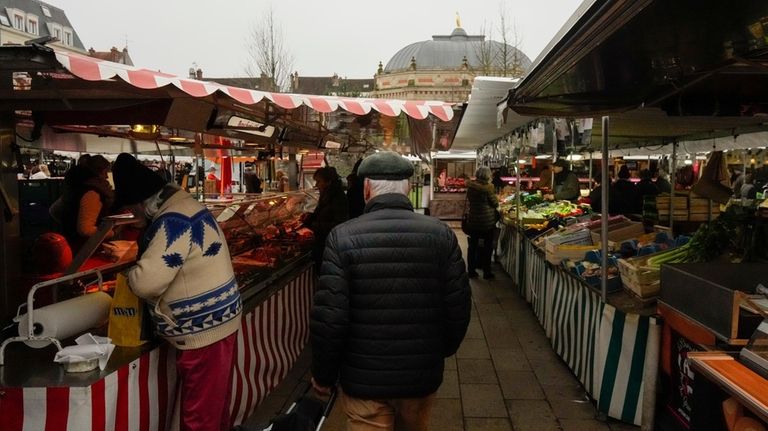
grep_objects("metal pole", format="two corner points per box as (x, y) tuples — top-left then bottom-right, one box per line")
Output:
(588, 152), (594, 191)
(669, 142), (677, 233)
(600, 116), (610, 302)
(516, 149), (522, 223)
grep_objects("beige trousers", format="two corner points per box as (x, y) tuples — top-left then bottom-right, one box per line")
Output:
(341, 391), (436, 431)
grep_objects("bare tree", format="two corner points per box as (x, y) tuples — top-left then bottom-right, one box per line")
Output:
(245, 6), (294, 92)
(496, 2), (525, 78)
(474, 21), (498, 76)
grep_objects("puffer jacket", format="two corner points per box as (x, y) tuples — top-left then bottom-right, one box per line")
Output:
(466, 180), (499, 233)
(310, 193), (471, 399)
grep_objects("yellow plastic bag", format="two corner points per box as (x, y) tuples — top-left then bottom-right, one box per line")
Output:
(108, 273), (151, 347)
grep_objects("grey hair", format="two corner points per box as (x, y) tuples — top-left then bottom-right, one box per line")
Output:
(143, 183), (179, 219)
(366, 179), (410, 199)
(475, 166), (492, 183)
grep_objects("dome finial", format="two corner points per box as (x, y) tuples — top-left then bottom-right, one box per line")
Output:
(455, 11), (462, 28)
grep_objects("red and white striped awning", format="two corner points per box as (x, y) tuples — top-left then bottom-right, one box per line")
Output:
(54, 51), (454, 122)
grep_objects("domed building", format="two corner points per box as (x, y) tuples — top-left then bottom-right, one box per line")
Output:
(373, 22), (532, 103)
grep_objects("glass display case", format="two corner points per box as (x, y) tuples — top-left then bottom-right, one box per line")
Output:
(205, 191), (318, 292)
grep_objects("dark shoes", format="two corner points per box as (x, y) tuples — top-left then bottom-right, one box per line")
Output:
(468, 270), (479, 279)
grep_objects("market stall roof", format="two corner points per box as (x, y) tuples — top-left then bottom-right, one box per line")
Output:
(0, 45), (456, 153)
(505, 0), (768, 147)
(452, 77), (534, 151)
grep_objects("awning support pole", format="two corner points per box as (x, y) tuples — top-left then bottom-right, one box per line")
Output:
(601, 116), (610, 303)
(669, 142), (677, 233)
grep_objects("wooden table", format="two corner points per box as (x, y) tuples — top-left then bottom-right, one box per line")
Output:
(688, 352), (768, 424)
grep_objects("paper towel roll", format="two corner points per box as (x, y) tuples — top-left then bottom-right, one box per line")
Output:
(18, 292), (112, 349)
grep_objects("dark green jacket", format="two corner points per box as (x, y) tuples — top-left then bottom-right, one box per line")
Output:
(555, 172), (580, 202)
(466, 180), (499, 233)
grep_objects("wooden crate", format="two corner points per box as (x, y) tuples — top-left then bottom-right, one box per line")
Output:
(656, 196), (688, 210)
(617, 255), (661, 298)
(589, 221), (645, 251)
(688, 213), (719, 222)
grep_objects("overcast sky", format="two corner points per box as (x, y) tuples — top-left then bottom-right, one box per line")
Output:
(46, 0), (583, 79)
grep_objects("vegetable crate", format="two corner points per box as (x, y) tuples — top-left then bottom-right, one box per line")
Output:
(589, 221), (645, 251)
(617, 255), (661, 298)
(688, 198), (720, 222)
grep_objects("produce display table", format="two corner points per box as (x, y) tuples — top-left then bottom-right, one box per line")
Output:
(498, 225), (659, 427)
(0, 259), (314, 431)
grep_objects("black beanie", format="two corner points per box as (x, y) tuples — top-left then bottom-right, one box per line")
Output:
(112, 153), (167, 205)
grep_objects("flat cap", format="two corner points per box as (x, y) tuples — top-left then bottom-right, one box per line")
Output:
(358, 151), (414, 180)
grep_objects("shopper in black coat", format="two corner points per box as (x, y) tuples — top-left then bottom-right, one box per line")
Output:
(612, 165), (638, 215)
(310, 152), (471, 431)
(466, 166), (499, 280)
(304, 167), (348, 271)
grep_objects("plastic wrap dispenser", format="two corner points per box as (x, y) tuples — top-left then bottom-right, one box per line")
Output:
(0, 267), (106, 366)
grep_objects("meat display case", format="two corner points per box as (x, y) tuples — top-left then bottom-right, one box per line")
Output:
(205, 191), (318, 304)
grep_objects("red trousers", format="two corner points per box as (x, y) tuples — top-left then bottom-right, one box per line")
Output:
(176, 332), (237, 431)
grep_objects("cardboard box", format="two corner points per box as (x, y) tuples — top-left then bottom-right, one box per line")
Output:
(544, 229), (594, 264)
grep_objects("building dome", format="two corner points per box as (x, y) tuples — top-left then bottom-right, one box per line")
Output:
(384, 27), (532, 72)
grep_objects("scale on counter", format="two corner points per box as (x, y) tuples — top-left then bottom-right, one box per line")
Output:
(740, 319), (768, 380)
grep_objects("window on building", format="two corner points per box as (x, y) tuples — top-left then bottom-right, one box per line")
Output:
(13, 14), (24, 30)
(40, 5), (51, 17)
(0, 15), (10, 27)
(63, 30), (72, 46)
(27, 15), (38, 35)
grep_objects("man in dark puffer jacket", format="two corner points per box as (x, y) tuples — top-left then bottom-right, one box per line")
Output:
(310, 151), (471, 431)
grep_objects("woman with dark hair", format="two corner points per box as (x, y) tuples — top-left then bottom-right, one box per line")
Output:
(466, 166), (499, 279)
(60, 155), (115, 252)
(304, 166), (349, 270)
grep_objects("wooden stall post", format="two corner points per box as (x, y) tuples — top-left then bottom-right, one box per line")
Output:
(0, 113), (21, 322)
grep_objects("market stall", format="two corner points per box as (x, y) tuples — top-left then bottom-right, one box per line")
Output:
(469, 1), (768, 429)
(0, 45), (458, 430)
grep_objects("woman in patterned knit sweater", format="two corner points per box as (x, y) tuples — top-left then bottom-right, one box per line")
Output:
(112, 153), (242, 431)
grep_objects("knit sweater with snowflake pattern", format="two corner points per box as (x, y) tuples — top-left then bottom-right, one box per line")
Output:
(127, 188), (242, 350)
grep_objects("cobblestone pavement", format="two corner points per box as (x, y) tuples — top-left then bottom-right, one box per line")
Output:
(243, 230), (640, 431)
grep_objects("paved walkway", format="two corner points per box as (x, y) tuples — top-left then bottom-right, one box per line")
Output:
(243, 230), (640, 431)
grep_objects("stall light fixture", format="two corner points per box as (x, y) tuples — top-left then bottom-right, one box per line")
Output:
(130, 124), (160, 139)
(566, 154), (584, 161)
(534, 155), (552, 159)
(623, 155), (661, 160)
(695, 155), (707, 160)
(684, 159), (694, 165)
(226, 116), (275, 138)
(517, 159), (527, 164)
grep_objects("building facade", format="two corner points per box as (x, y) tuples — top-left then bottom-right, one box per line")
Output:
(0, 0), (85, 53)
(373, 25), (532, 103)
